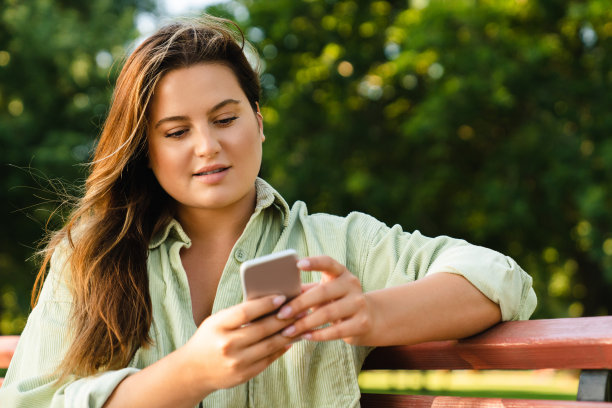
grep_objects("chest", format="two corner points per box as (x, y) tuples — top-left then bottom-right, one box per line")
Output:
(180, 245), (232, 326)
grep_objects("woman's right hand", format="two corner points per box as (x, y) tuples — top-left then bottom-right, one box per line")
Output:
(180, 294), (296, 396)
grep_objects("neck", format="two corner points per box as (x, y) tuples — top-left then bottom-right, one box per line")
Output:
(176, 189), (257, 248)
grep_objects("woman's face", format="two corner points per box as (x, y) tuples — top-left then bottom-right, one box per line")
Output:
(147, 63), (264, 215)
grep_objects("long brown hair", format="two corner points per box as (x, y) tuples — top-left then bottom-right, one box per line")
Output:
(33, 15), (261, 379)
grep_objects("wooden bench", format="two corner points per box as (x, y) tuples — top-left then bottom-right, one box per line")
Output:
(1, 316), (611, 406)
(361, 316), (612, 407)
(0, 335), (19, 387)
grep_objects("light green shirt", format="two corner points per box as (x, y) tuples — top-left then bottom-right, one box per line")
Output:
(1, 178), (536, 407)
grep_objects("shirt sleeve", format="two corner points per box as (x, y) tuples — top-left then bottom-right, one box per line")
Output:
(354, 215), (537, 321)
(0, 244), (141, 407)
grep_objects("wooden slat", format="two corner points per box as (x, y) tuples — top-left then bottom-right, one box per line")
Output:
(0, 335), (20, 368)
(363, 316), (612, 370)
(361, 394), (612, 407)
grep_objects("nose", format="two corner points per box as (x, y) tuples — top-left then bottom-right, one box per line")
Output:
(193, 126), (221, 158)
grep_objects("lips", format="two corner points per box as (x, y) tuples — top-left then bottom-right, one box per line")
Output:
(195, 168), (226, 176)
(193, 165), (230, 176)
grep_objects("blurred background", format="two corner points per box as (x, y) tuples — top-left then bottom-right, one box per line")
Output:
(1, 0), (610, 351)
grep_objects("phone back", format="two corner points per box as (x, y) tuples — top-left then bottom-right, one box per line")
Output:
(240, 250), (301, 301)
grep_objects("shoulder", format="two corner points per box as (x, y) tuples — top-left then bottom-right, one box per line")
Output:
(289, 201), (386, 232)
(284, 201), (391, 260)
(36, 234), (75, 303)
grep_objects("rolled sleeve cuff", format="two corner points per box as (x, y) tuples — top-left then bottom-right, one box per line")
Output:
(427, 245), (537, 321)
(64, 367), (140, 407)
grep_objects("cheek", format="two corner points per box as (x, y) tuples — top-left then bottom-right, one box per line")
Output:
(147, 145), (162, 175)
(147, 143), (183, 181)
(238, 135), (263, 168)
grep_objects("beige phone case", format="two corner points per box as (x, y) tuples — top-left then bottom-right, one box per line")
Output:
(240, 249), (301, 301)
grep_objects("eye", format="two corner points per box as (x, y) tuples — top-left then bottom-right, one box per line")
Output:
(165, 129), (188, 138)
(215, 116), (238, 127)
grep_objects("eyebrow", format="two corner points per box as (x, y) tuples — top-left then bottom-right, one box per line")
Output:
(153, 98), (242, 129)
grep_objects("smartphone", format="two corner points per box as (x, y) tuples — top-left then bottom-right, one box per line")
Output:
(240, 249), (301, 302)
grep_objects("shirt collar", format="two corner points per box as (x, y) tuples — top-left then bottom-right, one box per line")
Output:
(148, 178), (290, 249)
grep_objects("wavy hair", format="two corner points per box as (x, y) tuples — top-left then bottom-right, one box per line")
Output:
(33, 15), (261, 379)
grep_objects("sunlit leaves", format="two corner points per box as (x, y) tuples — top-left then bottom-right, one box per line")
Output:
(228, 0), (612, 319)
(0, 0), (153, 333)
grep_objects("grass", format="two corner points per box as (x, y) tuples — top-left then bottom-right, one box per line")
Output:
(0, 367), (579, 400)
(359, 369), (579, 400)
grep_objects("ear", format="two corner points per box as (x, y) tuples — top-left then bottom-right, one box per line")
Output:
(256, 101), (265, 142)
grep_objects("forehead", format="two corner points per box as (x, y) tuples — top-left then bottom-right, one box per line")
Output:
(149, 63), (245, 117)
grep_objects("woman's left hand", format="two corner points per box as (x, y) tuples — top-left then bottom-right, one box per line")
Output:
(276, 255), (375, 345)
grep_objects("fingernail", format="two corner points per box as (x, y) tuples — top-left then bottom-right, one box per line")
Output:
(297, 259), (310, 269)
(302, 333), (313, 341)
(277, 305), (292, 319)
(282, 325), (296, 337)
(273, 295), (286, 307)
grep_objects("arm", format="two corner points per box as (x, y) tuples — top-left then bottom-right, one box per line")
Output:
(103, 347), (204, 408)
(0, 245), (140, 407)
(360, 272), (501, 346)
(104, 294), (295, 408)
(2, 251), (294, 408)
(276, 255), (512, 346)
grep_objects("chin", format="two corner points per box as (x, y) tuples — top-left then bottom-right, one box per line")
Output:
(190, 194), (245, 210)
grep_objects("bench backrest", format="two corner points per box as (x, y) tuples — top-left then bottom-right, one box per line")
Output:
(361, 316), (612, 407)
(0, 335), (19, 386)
(2, 317), (611, 405)
(363, 315), (612, 371)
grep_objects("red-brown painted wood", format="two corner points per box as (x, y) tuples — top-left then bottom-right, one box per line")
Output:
(1, 317), (612, 397)
(0, 335), (19, 368)
(361, 394), (612, 407)
(0, 336), (19, 387)
(363, 316), (612, 370)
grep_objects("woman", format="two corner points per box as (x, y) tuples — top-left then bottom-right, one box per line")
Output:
(1, 15), (536, 408)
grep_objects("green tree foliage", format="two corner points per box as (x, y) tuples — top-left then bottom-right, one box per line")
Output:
(230, 0), (612, 319)
(2, 0), (611, 334)
(0, 0), (154, 334)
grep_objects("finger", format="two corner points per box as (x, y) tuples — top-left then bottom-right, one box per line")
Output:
(242, 341), (292, 380)
(300, 282), (318, 293)
(302, 317), (366, 342)
(237, 312), (297, 345)
(278, 269), (361, 320)
(249, 331), (294, 359)
(297, 256), (346, 278)
(217, 294), (287, 329)
(234, 331), (294, 370)
(222, 338), (292, 387)
(280, 296), (357, 338)
(276, 278), (347, 320)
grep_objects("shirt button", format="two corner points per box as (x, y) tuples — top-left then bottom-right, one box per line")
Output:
(235, 248), (247, 262)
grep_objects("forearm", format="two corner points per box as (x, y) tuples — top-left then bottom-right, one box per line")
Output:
(103, 346), (210, 408)
(361, 272), (501, 346)
(104, 294), (294, 407)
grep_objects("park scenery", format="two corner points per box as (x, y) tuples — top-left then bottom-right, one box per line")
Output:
(1, 0), (611, 399)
